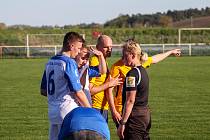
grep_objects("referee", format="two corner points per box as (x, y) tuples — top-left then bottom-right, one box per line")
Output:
(117, 40), (150, 140)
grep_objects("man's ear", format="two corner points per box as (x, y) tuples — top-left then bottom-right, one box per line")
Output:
(69, 44), (74, 51)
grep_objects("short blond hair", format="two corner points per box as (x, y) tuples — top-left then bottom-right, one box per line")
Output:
(122, 40), (147, 63)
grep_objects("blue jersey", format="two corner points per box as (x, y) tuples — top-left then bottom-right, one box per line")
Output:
(58, 107), (110, 140)
(41, 54), (82, 124)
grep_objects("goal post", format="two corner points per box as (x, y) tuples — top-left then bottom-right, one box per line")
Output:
(178, 28), (210, 44)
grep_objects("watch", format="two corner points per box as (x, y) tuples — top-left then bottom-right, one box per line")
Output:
(119, 120), (126, 125)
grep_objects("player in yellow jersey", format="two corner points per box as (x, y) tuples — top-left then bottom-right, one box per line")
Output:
(108, 41), (181, 126)
(89, 35), (122, 122)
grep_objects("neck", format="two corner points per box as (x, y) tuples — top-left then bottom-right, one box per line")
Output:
(62, 51), (71, 57)
(134, 61), (141, 67)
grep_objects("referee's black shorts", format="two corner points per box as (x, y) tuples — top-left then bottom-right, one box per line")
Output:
(124, 106), (151, 140)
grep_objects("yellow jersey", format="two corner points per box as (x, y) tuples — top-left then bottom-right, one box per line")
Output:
(110, 57), (153, 114)
(89, 55), (109, 110)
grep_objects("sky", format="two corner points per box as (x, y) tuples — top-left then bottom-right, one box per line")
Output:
(0, 0), (210, 26)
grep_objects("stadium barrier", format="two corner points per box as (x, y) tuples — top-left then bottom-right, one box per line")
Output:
(0, 43), (210, 58)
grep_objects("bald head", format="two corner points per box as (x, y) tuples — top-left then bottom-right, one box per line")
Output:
(96, 35), (113, 58)
(97, 35), (112, 46)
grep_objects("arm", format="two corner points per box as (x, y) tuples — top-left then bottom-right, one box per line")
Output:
(152, 48), (181, 64)
(107, 63), (122, 123)
(75, 90), (91, 107)
(117, 90), (136, 139)
(66, 60), (90, 107)
(89, 46), (107, 74)
(89, 75), (122, 95)
(107, 87), (122, 124)
(98, 53), (107, 74)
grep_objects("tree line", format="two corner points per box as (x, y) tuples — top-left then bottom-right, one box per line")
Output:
(1, 7), (210, 29)
(1, 7), (210, 45)
(104, 7), (210, 28)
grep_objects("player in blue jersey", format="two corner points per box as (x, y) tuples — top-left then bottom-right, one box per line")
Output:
(76, 46), (107, 105)
(40, 32), (91, 140)
(58, 107), (110, 140)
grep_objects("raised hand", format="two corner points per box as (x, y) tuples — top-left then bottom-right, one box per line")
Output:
(89, 46), (103, 56)
(171, 48), (181, 56)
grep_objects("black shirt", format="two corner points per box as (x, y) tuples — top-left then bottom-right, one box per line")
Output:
(122, 66), (149, 107)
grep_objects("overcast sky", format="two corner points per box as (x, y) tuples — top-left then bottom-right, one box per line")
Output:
(0, 0), (210, 26)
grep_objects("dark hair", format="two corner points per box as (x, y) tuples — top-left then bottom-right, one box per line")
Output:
(62, 32), (85, 51)
(64, 130), (107, 140)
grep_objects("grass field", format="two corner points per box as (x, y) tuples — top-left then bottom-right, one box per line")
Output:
(0, 56), (210, 140)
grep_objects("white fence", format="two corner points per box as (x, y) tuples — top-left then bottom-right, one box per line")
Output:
(0, 43), (210, 58)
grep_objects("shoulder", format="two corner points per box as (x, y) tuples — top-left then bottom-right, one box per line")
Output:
(111, 59), (128, 71)
(110, 59), (123, 76)
(142, 57), (153, 68)
(111, 59), (124, 67)
(52, 55), (76, 64)
(127, 67), (138, 76)
(125, 68), (138, 88)
(110, 59), (122, 70)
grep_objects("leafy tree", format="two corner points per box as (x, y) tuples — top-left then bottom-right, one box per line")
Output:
(159, 16), (173, 27)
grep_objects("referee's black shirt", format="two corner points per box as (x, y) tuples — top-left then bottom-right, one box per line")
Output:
(122, 66), (149, 108)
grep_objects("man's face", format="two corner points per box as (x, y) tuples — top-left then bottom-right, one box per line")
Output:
(75, 48), (89, 69)
(102, 45), (112, 58)
(98, 38), (112, 58)
(70, 41), (83, 58)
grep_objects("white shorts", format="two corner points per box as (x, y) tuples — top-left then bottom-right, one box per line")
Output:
(48, 100), (79, 140)
(48, 100), (79, 124)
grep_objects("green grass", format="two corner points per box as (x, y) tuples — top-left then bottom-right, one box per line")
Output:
(0, 56), (210, 140)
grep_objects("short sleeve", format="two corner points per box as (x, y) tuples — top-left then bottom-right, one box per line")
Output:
(65, 60), (82, 92)
(89, 55), (99, 66)
(88, 66), (100, 78)
(110, 64), (120, 78)
(89, 55), (99, 84)
(125, 68), (138, 91)
(142, 57), (153, 69)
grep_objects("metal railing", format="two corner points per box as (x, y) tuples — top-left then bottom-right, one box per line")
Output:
(1, 43), (210, 58)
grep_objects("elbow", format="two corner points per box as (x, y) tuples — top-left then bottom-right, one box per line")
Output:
(100, 69), (107, 74)
(90, 90), (96, 95)
(151, 57), (158, 64)
(126, 99), (135, 105)
(89, 88), (97, 95)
